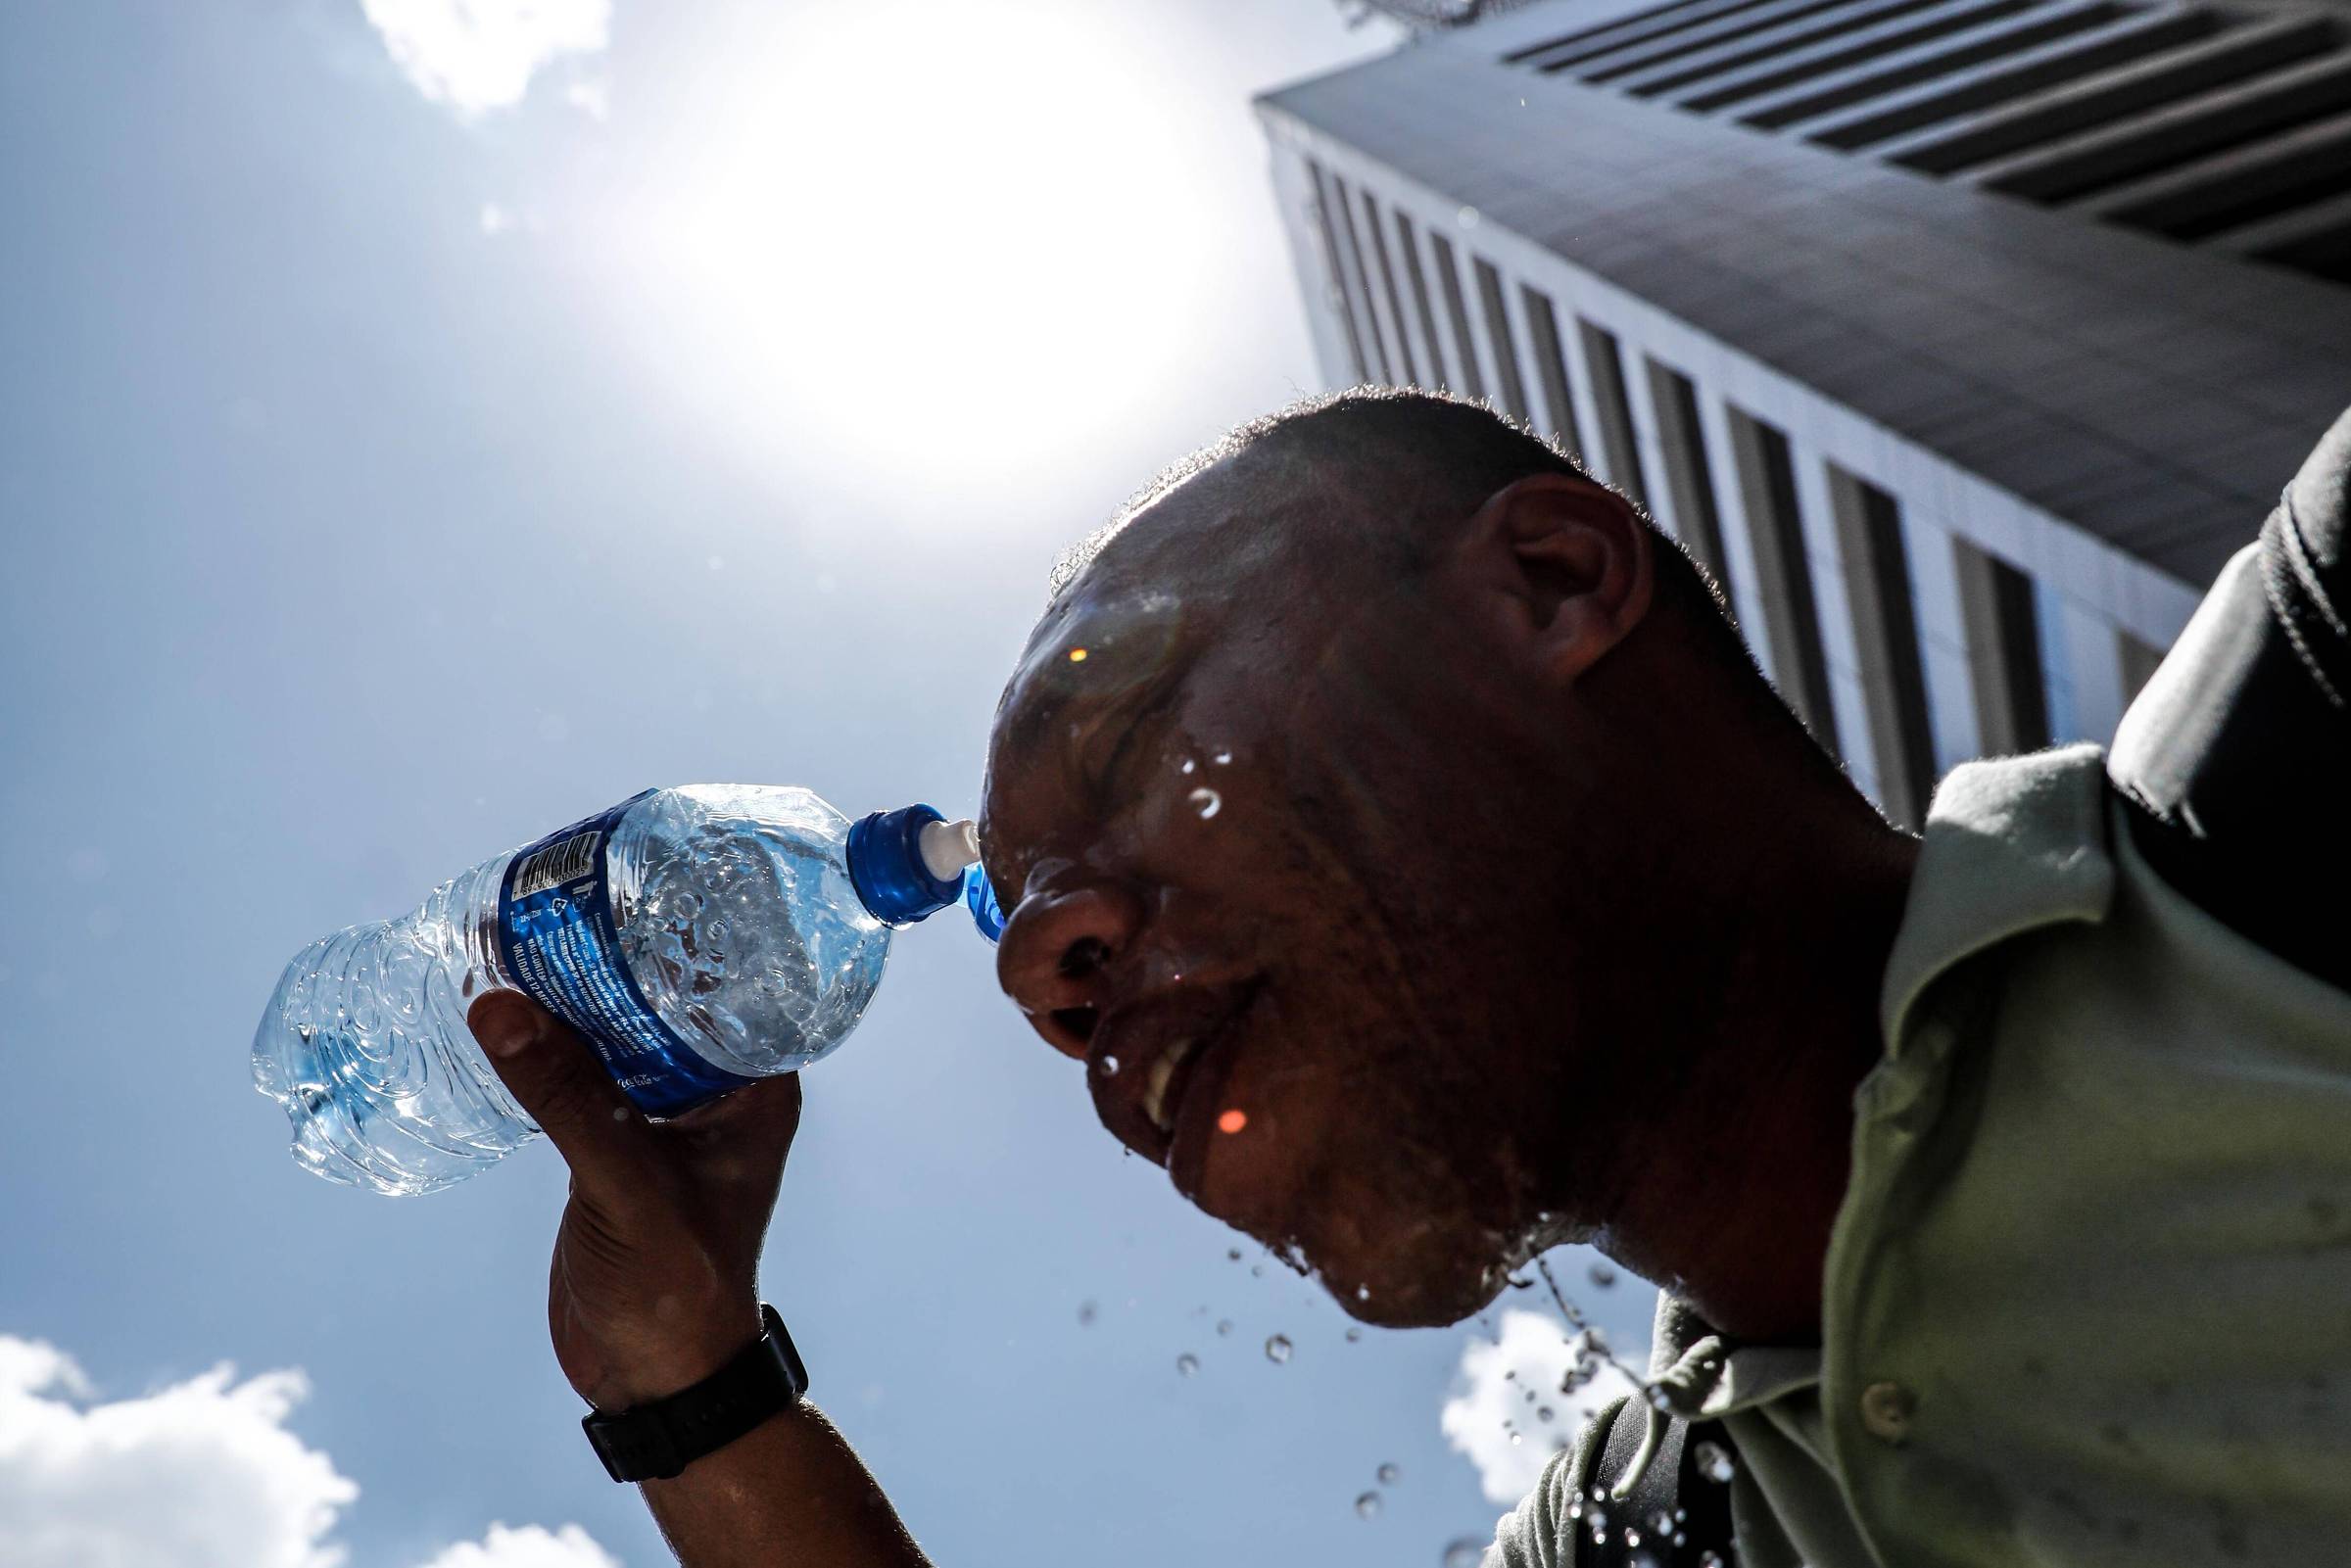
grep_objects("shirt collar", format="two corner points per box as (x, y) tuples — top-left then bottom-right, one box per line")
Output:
(1645, 745), (2119, 1421)
(1878, 743), (2118, 1055)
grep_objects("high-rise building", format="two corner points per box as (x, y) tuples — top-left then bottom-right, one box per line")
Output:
(1259, 0), (2351, 823)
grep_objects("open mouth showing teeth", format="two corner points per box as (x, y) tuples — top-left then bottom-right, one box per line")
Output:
(1142, 1038), (1204, 1134)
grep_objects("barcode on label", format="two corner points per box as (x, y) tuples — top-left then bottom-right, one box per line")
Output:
(512, 830), (600, 899)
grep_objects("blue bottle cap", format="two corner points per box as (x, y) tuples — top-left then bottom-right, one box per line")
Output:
(845, 804), (971, 927)
(964, 863), (1006, 943)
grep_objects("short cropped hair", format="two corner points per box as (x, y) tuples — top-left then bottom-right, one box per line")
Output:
(1052, 386), (1751, 673)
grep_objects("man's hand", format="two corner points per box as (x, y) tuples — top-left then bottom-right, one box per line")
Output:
(467, 992), (932, 1567)
(468, 991), (797, 1410)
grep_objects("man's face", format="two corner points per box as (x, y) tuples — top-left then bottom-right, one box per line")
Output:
(980, 477), (1568, 1327)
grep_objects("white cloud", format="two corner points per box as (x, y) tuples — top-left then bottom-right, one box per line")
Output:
(1441, 1310), (1647, 1504)
(414, 1523), (621, 1568)
(0, 1335), (617, 1568)
(361, 0), (612, 116)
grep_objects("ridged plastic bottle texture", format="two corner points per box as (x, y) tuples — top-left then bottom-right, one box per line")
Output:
(253, 785), (895, 1196)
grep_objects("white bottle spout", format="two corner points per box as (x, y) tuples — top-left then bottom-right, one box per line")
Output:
(919, 818), (982, 882)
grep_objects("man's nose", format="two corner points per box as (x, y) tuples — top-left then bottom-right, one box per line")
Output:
(995, 880), (1147, 1059)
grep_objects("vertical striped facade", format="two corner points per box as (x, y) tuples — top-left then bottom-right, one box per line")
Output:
(1260, 0), (2351, 823)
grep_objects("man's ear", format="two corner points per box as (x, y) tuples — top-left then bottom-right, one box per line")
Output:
(1462, 473), (1655, 686)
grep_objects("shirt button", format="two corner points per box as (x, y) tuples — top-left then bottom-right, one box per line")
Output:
(1859, 1381), (1915, 1445)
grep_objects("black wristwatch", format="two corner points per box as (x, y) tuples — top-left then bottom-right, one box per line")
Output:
(582, 1304), (810, 1483)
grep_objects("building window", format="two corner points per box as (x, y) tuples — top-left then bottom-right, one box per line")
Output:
(2118, 628), (2166, 706)
(1359, 192), (1420, 387)
(1327, 173), (1391, 384)
(1430, 233), (1486, 402)
(1828, 467), (1937, 828)
(1952, 538), (2050, 754)
(2033, 579), (2079, 740)
(1726, 407), (1840, 753)
(1645, 358), (1730, 589)
(1576, 318), (1651, 510)
(1306, 161), (1369, 384)
(1394, 212), (1449, 392)
(1519, 286), (1585, 459)
(1472, 257), (1532, 422)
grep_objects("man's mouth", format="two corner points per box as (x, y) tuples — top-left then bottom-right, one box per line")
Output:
(1142, 1036), (1205, 1134)
(1087, 980), (1260, 1180)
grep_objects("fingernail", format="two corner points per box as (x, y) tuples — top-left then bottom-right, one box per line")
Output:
(473, 994), (542, 1059)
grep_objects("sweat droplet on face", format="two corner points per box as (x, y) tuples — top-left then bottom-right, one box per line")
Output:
(1187, 787), (1221, 819)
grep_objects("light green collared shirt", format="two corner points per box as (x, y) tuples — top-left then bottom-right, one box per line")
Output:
(1492, 744), (2351, 1567)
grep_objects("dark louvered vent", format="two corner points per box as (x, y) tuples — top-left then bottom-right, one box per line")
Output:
(1506, 0), (2351, 285)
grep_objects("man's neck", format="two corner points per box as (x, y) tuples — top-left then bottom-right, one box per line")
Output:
(1600, 815), (1920, 1346)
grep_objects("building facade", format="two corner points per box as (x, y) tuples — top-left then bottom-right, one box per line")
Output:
(1260, 0), (2351, 823)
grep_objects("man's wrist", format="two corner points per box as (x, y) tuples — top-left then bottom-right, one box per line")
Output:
(580, 1304), (768, 1411)
(583, 1304), (811, 1484)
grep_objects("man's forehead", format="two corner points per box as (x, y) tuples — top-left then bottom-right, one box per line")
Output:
(1000, 571), (1194, 746)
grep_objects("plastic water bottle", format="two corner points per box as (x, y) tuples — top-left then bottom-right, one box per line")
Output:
(253, 786), (1006, 1196)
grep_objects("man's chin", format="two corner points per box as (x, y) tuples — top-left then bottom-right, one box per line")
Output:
(1307, 1226), (1520, 1329)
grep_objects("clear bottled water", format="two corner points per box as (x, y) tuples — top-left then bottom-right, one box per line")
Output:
(253, 785), (994, 1196)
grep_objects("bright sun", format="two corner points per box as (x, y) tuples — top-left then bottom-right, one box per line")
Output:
(596, 1), (1226, 493)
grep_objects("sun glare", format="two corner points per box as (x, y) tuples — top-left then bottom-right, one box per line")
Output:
(600, 2), (1223, 492)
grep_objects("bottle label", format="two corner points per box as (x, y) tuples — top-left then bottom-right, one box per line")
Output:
(496, 791), (756, 1117)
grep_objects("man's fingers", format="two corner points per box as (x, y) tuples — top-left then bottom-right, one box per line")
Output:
(668, 1072), (803, 1193)
(468, 992), (663, 1195)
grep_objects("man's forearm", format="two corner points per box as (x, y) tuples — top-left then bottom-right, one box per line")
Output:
(642, 1400), (933, 1568)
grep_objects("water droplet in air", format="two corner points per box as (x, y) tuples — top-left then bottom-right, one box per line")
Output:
(1346, 1327), (1363, 1343)
(1068, 647), (1089, 663)
(1100, 1055), (1120, 1075)
(1538, 1405), (1554, 1422)
(1622, 1527), (1642, 1548)
(1227, 1248), (1243, 1261)
(1077, 1301), (1097, 1326)
(1213, 748), (1232, 765)
(1700, 1553), (1727, 1568)
(1176, 1354), (1199, 1377)
(1251, 1263), (1265, 1278)
(1695, 1441), (1737, 1483)
(1354, 1492), (1380, 1519)
(1188, 787), (1222, 819)
(1217, 1319), (1233, 1337)
(1357, 1285), (1371, 1301)
(1647, 1510), (1675, 1538)
(1589, 1261), (1617, 1288)
(1377, 1462), (1401, 1485)
(1265, 1334), (1293, 1364)
(1180, 758), (1196, 774)
(1443, 1540), (1484, 1568)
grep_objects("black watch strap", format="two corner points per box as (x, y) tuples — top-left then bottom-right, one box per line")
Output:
(582, 1304), (809, 1483)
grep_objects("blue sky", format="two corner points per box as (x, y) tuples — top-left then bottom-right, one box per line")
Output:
(0, 4), (1658, 1564)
